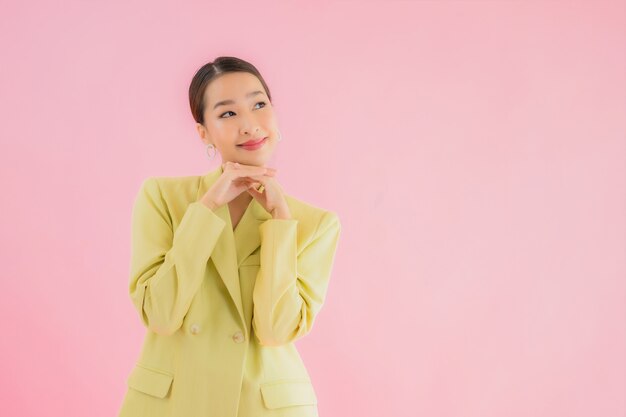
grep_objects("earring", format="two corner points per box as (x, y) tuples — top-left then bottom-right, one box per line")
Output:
(206, 143), (216, 160)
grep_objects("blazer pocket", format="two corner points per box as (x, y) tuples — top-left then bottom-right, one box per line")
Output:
(127, 363), (174, 399)
(260, 379), (318, 409)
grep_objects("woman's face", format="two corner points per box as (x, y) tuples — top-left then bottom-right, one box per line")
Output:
(197, 71), (279, 167)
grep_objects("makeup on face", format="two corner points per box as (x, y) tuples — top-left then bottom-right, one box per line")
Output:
(237, 136), (268, 151)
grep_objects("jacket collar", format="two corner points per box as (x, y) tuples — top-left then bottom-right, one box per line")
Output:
(195, 164), (274, 330)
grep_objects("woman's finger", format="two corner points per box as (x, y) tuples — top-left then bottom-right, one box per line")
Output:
(228, 162), (276, 175)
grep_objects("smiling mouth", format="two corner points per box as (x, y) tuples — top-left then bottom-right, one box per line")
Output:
(238, 137), (267, 146)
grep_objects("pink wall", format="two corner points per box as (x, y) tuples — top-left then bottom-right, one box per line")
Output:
(1, 1), (624, 416)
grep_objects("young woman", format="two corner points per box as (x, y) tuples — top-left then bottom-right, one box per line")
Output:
(117, 56), (341, 417)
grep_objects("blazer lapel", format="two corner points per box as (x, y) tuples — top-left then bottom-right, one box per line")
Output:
(234, 194), (272, 264)
(194, 165), (273, 329)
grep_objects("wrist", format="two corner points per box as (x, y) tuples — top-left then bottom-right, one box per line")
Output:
(200, 198), (218, 211)
(271, 206), (291, 219)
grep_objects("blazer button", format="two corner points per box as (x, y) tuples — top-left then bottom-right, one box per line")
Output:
(190, 323), (200, 334)
(232, 331), (245, 343)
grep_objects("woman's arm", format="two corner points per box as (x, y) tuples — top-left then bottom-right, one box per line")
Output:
(252, 211), (342, 346)
(128, 177), (225, 336)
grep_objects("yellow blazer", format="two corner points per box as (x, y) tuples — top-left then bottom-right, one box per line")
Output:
(117, 165), (341, 417)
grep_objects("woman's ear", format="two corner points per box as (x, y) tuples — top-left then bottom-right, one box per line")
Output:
(196, 123), (211, 144)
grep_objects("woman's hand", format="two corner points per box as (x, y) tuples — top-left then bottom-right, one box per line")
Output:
(245, 171), (292, 219)
(199, 162), (276, 210)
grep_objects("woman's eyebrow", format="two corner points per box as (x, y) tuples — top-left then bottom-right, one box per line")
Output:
(213, 91), (265, 110)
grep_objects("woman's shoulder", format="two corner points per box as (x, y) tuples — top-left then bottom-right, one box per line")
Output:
(284, 193), (341, 228)
(135, 174), (204, 213)
(145, 173), (201, 187)
(138, 173), (203, 195)
(136, 173), (340, 227)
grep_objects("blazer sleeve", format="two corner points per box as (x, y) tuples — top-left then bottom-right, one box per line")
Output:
(252, 210), (341, 346)
(129, 177), (225, 336)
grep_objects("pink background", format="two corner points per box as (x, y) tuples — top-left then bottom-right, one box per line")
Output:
(1, 1), (624, 416)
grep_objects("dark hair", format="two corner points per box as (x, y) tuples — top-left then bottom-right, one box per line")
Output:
(188, 56), (273, 126)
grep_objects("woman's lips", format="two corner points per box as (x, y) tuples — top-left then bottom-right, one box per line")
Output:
(237, 137), (268, 150)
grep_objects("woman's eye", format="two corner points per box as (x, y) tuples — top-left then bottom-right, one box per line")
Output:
(219, 101), (266, 119)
